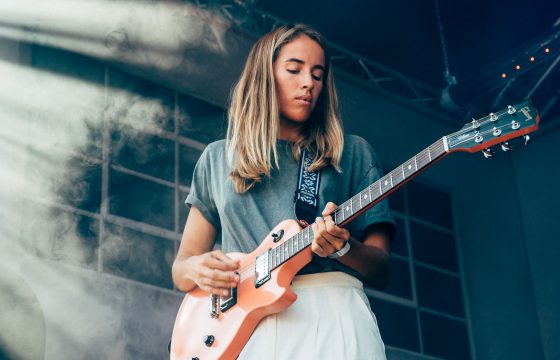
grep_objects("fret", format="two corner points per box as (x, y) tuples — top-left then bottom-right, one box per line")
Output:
(360, 188), (370, 209)
(374, 180), (382, 196)
(285, 243), (289, 260)
(288, 238), (292, 257)
(417, 150), (429, 168)
(280, 243), (284, 264)
(431, 140), (445, 158)
(401, 164), (405, 179)
(343, 200), (353, 217)
(368, 183), (373, 204)
(392, 167), (404, 185)
(428, 146), (432, 161)
(304, 227), (310, 246)
(306, 227), (313, 245)
(390, 172), (394, 187)
(334, 209), (338, 224)
(351, 195), (359, 213)
(271, 248), (276, 268)
(404, 159), (415, 178)
(380, 175), (392, 194)
(359, 190), (363, 208)
(276, 247), (280, 267)
(414, 156), (418, 170)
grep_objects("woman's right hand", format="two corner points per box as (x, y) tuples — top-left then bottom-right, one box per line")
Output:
(186, 250), (240, 297)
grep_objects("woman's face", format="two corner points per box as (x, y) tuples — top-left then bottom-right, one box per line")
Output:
(273, 35), (325, 125)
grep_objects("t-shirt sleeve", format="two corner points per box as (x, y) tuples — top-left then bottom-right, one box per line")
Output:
(185, 146), (221, 231)
(348, 138), (397, 242)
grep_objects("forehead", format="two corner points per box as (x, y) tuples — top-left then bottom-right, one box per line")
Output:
(277, 35), (325, 66)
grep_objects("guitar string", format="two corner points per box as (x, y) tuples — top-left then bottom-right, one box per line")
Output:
(446, 106), (531, 143)
(228, 228), (315, 279)
(233, 144), (445, 281)
(224, 109), (531, 284)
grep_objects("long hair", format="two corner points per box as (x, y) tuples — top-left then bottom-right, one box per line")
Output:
(226, 24), (344, 193)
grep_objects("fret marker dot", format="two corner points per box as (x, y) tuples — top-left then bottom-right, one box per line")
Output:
(408, 165), (412, 170)
(364, 194), (367, 199)
(346, 206), (350, 211)
(384, 180), (388, 186)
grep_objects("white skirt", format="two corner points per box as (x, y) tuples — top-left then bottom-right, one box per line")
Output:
(238, 271), (387, 360)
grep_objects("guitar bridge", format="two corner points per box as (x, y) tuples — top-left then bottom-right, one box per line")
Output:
(254, 249), (271, 288)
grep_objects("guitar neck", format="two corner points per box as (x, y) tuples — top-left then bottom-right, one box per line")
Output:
(268, 137), (449, 271)
(334, 137), (448, 227)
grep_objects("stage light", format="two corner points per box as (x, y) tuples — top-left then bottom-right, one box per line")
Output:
(545, 48), (550, 53)
(530, 56), (535, 62)
(501, 73), (507, 78)
(515, 65), (521, 70)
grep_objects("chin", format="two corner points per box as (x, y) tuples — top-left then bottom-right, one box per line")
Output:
(283, 112), (313, 124)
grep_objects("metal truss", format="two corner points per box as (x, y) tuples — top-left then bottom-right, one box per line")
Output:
(206, 1), (446, 114)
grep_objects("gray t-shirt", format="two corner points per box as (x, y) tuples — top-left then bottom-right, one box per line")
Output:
(185, 134), (396, 278)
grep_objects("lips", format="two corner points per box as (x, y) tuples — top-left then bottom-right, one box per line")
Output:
(295, 95), (312, 103)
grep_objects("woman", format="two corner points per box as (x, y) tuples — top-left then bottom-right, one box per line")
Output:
(172, 24), (396, 359)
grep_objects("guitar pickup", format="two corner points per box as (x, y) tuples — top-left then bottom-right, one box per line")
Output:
(219, 285), (237, 313)
(254, 249), (271, 288)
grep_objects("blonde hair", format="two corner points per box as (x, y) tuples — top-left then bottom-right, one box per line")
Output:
(227, 24), (344, 193)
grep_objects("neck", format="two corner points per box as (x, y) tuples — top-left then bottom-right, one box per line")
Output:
(278, 117), (304, 142)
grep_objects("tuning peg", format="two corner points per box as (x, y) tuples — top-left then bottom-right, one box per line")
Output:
(482, 148), (494, 159)
(524, 135), (530, 146)
(471, 119), (480, 129)
(500, 142), (513, 151)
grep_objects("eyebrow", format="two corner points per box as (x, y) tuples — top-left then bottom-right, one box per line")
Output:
(284, 58), (325, 71)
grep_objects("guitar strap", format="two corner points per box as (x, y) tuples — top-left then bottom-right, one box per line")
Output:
(294, 148), (321, 227)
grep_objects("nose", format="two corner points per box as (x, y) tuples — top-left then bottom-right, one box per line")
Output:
(301, 72), (314, 90)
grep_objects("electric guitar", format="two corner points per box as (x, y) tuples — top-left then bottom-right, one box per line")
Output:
(170, 100), (540, 360)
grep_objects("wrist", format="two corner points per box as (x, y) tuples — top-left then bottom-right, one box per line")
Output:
(327, 241), (351, 259)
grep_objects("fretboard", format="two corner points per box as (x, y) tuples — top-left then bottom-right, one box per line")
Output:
(269, 137), (448, 271)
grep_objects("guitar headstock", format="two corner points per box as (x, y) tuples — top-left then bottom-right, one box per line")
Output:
(446, 100), (540, 157)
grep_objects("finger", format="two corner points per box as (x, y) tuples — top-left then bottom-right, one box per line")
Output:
(200, 285), (231, 297)
(201, 268), (239, 284)
(313, 220), (336, 256)
(316, 216), (337, 240)
(211, 251), (240, 270)
(324, 218), (350, 241)
(313, 217), (328, 242)
(311, 239), (330, 257)
(201, 276), (238, 290)
(316, 236), (337, 254)
(204, 257), (241, 275)
(322, 202), (338, 216)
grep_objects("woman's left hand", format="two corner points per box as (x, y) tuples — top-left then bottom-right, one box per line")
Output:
(311, 202), (351, 257)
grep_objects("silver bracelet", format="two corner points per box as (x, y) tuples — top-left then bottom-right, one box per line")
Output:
(327, 241), (351, 259)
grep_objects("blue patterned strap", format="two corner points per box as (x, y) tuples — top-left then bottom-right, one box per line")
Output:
(294, 148), (321, 226)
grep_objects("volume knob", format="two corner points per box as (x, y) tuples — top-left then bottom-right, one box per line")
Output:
(203, 335), (215, 347)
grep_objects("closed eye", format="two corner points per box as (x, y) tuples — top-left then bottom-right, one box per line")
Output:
(287, 69), (323, 81)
